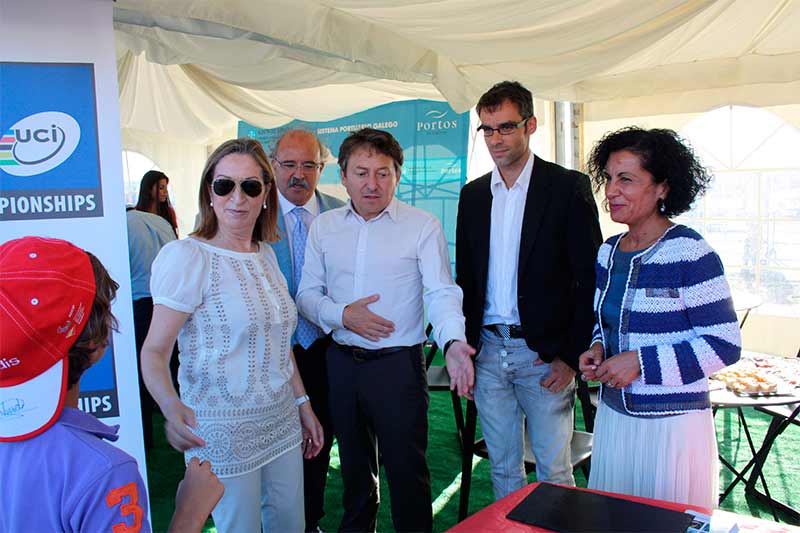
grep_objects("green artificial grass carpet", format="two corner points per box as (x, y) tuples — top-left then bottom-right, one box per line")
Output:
(145, 378), (799, 531)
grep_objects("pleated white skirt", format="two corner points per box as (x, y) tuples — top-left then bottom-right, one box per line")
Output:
(588, 402), (719, 509)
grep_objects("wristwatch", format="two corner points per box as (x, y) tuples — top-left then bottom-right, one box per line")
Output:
(295, 394), (310, 406)
(443, 339), (457, 356)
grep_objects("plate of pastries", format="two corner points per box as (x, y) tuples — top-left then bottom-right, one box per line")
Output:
(710, 352), (800, 396)
(711, 366), (779, 395)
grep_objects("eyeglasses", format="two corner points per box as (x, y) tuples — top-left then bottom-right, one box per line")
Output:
(212, 178), (264, 198)
(273, 160), (322, 172)
(477, 118), (529, 137)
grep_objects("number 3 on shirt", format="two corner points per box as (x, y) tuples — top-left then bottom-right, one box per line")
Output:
(105, 482), (144, 533)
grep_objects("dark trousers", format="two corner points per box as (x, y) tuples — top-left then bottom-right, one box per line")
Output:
(327, 342), (432, 533)
(294, 336), (335, 531)
(132, 297), (179, 450)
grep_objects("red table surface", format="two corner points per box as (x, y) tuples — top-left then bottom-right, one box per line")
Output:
(447, 482), (796, 532)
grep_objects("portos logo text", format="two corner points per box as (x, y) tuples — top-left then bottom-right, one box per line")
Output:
(1, 111), (81, 176)
(417, 109), (458, 132)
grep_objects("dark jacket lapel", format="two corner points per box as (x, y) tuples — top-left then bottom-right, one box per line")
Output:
(317, 190), (345, 213)
(518, 155), (553, 277)
(472, 175), (493, 285)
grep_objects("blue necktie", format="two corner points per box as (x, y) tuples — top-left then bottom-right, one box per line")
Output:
(291, 207), (322, 348)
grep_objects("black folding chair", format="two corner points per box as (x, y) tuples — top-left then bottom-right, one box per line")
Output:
(424, 324), (466, 450)
(747, 346), (800, 522)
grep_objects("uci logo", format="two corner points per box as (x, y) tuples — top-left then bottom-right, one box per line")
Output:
(0, 111), (81, 176)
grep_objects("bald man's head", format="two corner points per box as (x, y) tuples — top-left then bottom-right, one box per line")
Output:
(272, 130), (326, 206)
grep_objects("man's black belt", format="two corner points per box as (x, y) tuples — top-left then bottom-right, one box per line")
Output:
(334, 342), (421, 361)
(485, 324), (525, 339)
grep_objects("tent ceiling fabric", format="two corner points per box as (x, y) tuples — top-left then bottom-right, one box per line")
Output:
(114, 0), (800, 142)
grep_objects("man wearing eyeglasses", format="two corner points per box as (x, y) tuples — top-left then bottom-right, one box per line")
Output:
(269, 129), (344, 532)
(456, 81), (602, 499)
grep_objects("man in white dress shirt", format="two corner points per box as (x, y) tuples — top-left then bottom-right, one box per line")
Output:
(297, 128), (475, 532)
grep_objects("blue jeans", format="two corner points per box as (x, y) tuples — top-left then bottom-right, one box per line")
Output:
(474, 329), (576, 499)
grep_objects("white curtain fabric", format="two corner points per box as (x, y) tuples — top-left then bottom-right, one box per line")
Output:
(112, 0), (800, 223)
(114, 0), (800, 137)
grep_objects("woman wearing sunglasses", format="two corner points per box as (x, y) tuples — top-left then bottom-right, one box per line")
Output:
(141, 138), (324, 533)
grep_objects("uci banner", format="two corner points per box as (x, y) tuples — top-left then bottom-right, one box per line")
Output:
(239, 99), (469, 260)
(0, 66), (121, 419)
(0, 0), (147, 488)
(0, 63), (103, 221)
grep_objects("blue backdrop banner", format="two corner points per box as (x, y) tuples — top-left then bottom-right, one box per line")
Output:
(239, 99), (468, 261)
(79, 341), (119, 417)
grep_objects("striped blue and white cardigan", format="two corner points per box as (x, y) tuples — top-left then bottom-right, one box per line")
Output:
(592, 224), (741, 415)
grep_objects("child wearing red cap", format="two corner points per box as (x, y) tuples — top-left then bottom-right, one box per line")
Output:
(0, 236), (221, 532)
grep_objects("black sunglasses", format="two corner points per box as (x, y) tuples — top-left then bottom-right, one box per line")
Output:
(212, 178), (264, 198)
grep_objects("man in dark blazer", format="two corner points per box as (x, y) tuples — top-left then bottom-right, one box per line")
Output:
(456, 81), (602, 499)
(269, 129), (344, 532)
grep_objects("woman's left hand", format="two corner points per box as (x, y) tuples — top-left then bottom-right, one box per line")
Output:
(298, 403), (324, 459)
(594, 350), (641, 389)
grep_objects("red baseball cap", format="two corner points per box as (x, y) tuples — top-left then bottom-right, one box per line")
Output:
(0, 236), (96, 442)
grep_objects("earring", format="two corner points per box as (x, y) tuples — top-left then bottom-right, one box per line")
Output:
(209, 200), (214, 207)
(263, 203), (267, 210)
(657, 198), (666, 214)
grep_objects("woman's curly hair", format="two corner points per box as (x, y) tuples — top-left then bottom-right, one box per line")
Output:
(585, 126), (712, 217)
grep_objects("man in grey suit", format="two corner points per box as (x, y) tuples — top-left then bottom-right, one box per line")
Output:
(269, 129), (344, 532)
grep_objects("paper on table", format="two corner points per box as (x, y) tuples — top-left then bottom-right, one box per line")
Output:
(684, 509), (738, 533)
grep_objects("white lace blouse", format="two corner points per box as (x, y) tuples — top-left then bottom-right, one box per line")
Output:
(151, 238), (300, 477)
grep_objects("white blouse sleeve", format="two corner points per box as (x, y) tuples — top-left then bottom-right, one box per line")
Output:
(150, 239), (208, 314)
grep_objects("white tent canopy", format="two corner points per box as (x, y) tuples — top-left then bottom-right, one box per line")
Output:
(113, 1), (800, 353)
(115, 0), (800, 143)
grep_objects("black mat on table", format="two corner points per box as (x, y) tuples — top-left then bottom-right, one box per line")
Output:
(507, 483), (695, 532)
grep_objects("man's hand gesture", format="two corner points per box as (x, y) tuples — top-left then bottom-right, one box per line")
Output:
(342, 294), (395, 342)
(445, 341), (476, 400)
